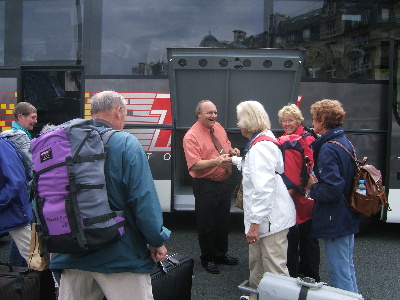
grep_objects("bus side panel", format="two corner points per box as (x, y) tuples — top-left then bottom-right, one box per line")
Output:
(298, 80), (388, 172)
(0, 78), (17, 132)
(84, 79), (173, 212)
(386, 113), (400, 222)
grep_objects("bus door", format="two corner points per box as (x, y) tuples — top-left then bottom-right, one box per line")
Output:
(19, 66), (84, 136)
(386, 37), (400, 223)
(167, 47), (304, 211)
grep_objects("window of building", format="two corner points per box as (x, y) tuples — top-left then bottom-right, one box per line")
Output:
(303, 28), (311, 41)
(328, 21), (336, 35)
(381, 8), (390, 23)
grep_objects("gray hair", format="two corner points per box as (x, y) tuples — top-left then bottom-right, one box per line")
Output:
(13, 102), (37, 120)
(236, 100), (271, 133)
(90, 91), (127, 115)
(195, 100), (212, 117)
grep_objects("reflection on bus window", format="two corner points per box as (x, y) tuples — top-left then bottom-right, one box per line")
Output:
(1, 0), (399, 79)
(0, 2), (4, 65)
(22, 1), (79, 62)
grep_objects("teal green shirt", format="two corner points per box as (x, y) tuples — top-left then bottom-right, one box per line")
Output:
(12, 122), (32, 140)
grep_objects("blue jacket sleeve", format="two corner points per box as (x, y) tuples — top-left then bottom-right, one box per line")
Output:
(0, 141), (26, 211)
(123, 135), (170, 248)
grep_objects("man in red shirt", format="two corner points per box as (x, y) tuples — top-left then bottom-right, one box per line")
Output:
(183, 100), (240, 274)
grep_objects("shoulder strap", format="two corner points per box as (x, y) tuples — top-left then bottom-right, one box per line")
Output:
(301, 131), (311, 140)
(302, 127), (318, 139)
(251, 135), (280, 148)
(326, 140), (358, 163)
(101, 128), (119, 145)
(250, 135), (283, 175)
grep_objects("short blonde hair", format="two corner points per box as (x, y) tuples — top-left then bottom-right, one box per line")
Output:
(236, 100), (271, 133)
(310, 99), (345, 130)
(278, 104), (304, 125)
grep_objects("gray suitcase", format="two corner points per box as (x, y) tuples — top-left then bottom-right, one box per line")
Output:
(238, 272), (364, 300)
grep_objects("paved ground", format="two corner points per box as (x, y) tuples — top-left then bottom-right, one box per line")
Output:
(2, 211), (400, 299)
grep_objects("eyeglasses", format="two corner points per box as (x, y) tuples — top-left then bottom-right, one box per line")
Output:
(204, 111), (217, 116)
(23, 114), (37, 120)
(281, 119), (296, 125)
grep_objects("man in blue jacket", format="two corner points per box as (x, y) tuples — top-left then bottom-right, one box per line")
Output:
(0, 138), (33, 264)
(50, 91), (171, 299)
(307, 99), (360, 293)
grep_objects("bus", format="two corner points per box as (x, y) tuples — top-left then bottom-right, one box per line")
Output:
(0, 0), (399, 224)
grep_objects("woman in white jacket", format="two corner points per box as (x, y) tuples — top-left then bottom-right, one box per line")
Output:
(234, 101), (296, 298)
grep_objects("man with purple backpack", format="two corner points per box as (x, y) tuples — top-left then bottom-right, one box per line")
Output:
(49, 91), (170, 300)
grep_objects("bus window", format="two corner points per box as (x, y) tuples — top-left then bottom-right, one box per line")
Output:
(20, 66), (83, 136)
(21, 1), (80, 62)
(0, 2), (4, 65)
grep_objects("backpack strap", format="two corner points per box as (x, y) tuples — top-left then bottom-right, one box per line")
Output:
(326, 140), (359, 164)
(302, 126), (319, 139)
(250, 135), (282, 175)
(101, 128), (119, 145)
(251, 135), (280, 148)
(326, 140), (360, 208)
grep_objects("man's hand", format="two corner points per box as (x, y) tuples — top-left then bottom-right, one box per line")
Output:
(230, 147), (240, 156)
(217, 153), (232, 169)
(150, 245), (168, 262)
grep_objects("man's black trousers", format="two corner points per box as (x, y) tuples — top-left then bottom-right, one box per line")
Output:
(192, 177), (231, 262)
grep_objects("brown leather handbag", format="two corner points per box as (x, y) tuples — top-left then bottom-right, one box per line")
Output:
(328, 141), (390, 217)
(233, 183), (243, 210)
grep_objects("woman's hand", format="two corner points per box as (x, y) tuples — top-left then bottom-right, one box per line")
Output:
(246, 223), (259, 244)
(307, 173), (318, 189)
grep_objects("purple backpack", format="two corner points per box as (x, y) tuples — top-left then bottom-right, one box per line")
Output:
(31, 118), (125, 254)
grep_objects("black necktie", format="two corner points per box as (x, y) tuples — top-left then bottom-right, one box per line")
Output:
(210, 128), (225, 154)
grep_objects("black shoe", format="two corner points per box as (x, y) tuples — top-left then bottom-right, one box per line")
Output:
(215, 254), (238, 265)
(201, 261), (220, 274)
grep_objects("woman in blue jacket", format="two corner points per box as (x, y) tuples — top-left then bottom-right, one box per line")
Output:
(0, 138), (33, 264)
(307, 99), (360, 293)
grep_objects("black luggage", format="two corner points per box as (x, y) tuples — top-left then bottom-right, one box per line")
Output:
(151, 253), (194, 300)
(0, 261), (56, 300)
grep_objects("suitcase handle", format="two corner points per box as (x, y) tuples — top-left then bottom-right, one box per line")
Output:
(238, 277), (324, 295)
(0, 261), (13, 272)
(237, 280), (259, 295)
(297, 277), (324, 289)
(155, 254), (185, 274)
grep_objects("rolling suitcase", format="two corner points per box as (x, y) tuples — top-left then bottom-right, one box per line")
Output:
(0, 261), (56, 300)
(151, 253), (194, 300)
(238, 272), (364, 300)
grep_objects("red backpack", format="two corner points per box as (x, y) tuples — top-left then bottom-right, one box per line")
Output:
(252, 133), (312, 194)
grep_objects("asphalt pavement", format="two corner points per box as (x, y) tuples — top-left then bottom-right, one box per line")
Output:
(1, 212), (400, 300)
(162, 211), (400, 300)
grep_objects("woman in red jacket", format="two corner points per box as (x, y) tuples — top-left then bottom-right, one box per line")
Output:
(277, 104), (320, 281)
